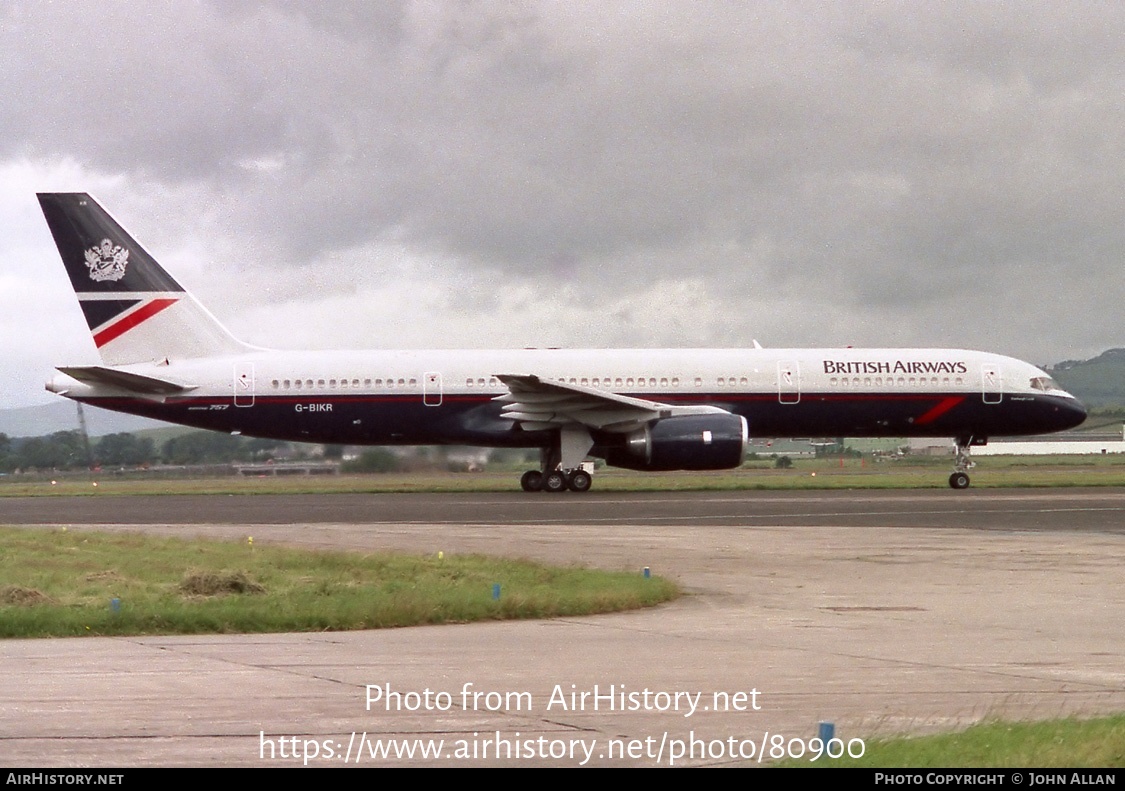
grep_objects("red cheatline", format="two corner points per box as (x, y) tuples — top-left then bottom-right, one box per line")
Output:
(915, 396), (966, 425)
(93, 298), (179, 348)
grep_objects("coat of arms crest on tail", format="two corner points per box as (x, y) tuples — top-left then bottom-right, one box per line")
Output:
(84, 238), (129, 282)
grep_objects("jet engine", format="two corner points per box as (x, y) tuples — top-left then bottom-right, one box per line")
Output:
(600, 414), (748, 471)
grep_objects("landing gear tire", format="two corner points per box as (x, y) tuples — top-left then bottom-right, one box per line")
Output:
(567, 470), (592, 493)
(520, 470), (543, 492)
(542, 471), (568, 493)
(949, 472), (970, 490)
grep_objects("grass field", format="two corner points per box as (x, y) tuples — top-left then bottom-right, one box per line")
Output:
(0, 527), (679, 637)
(2, 454), (1123, 496)
(782, 715), (1125, 768)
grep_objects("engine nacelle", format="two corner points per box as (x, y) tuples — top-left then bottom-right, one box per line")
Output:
(601, 414), (748, 471)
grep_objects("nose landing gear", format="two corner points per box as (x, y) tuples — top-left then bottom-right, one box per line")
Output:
(948, 436), (978, 489)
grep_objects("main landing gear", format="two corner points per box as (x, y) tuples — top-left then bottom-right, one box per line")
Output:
(520, 467), (593, 493)
(948, 436), (976, 489)
(519, 426), (595, 493)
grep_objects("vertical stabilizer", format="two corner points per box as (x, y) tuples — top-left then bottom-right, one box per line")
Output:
(38, 193), (250, 366)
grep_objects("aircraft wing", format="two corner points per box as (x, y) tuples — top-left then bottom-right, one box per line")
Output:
(56, 366), (198, 395)
(494, 373), (727, 432)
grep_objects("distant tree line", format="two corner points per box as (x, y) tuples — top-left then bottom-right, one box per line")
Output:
(0, 430), (291, 473)
(0, 430), (546, 475)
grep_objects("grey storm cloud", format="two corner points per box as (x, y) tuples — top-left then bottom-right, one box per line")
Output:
(1, 0), (1123, 410)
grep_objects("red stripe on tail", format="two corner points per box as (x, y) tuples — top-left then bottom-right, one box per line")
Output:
(93, 298), (179, 348)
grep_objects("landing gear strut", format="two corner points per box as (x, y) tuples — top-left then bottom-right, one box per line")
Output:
(519, 427), (595, 493)
(949, 436), (976, 489)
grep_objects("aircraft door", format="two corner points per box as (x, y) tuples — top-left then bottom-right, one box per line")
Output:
(423, 371), (442, 406)
(981, 364), (1002, 404)
(234, 363), (255, 407)
(778, 361), (801, 404)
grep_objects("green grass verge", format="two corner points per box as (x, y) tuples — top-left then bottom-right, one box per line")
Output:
(781, 715), (1125, 768)
(0, 527), (679, 637)
(3, 455), (1124, 497)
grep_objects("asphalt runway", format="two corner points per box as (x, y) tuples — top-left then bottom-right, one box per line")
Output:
(2, 488), (1124, 766)
(5, 487), (1125, 531)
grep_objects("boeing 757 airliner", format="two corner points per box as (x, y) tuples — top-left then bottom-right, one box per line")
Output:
(38, 193), (1086, 492)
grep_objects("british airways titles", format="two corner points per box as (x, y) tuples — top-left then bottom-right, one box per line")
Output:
(823, 360), (969, 376)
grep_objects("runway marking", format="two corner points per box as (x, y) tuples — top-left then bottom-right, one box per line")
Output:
(427, 493), (1125, 509)
(298, 504), (1125, 526)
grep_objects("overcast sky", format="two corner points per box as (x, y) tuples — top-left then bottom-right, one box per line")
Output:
(2, 2), (1123, 408)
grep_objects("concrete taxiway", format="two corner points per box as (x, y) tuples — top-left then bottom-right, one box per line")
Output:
(2, 488), (1123, 766)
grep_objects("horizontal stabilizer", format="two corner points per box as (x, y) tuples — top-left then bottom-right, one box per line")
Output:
(56, 366), (197, 395)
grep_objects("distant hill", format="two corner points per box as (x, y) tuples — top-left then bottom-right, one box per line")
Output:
(1048, 348), (1125, 408)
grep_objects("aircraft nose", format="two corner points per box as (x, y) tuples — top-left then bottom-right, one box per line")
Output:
(1057, 395), (1087, 430)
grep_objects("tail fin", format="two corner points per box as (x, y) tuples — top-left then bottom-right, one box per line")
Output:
(38, 193), (250, 366)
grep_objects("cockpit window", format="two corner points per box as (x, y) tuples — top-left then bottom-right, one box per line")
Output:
(1030, 376), (1061, 392)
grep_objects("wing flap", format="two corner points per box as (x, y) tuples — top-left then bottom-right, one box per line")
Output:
(494, 373), (727, 432)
